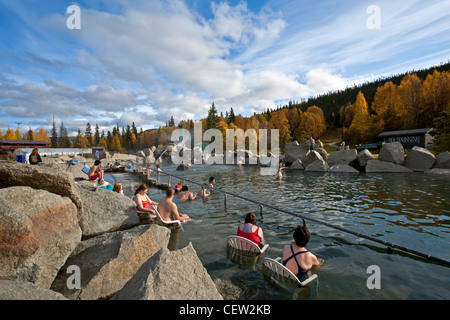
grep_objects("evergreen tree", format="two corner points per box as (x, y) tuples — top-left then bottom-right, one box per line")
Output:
(51, 116), (58, 148)
(94, 124), (100, 146)
(206, 103), (219, 130)
(85, 123), (93, 147)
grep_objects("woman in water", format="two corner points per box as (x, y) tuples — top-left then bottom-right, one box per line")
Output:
(237, 212), (265, 248)
(282, 219), (322, 281)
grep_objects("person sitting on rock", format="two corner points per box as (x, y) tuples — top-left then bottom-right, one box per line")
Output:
(88, 159), (104, 182)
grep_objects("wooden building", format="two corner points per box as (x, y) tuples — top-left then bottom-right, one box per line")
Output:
(0, 140), (50, 156)
(378, 128), (434, 149)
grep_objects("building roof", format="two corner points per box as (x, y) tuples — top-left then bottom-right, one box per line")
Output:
(378, 128), (433, 138)
(0, 139), (49, 145)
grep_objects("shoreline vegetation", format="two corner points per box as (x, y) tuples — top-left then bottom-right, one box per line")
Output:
(1, 62), (449, 159)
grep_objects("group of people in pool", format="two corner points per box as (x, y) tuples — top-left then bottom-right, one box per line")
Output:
(133, 174), (322, 281)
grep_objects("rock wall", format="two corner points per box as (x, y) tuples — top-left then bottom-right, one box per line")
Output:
(0, 161), (223, 300)
(283, 141), (450, 175)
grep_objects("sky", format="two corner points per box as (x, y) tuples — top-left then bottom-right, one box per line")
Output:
(1, 0), (449, 137)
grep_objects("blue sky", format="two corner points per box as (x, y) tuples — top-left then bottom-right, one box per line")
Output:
(1, 0), (449, 136)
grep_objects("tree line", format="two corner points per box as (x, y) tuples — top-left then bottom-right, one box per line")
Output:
(2, 63), (449, 153)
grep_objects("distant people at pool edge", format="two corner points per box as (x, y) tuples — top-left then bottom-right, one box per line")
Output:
(133, 184), (158, 219)
(158, 187), (190, 223)
(88, 159), (104, 182)
(237, 212), (265, 249)
(282, 219), (322, 281)
(29, 148), (42, 165)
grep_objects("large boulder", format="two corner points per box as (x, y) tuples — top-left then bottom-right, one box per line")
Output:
(111, 243), (223, 300)
(434, 151), (450, 169)
(403, 146), (436, 172)
(78, 185), (140, 238)
(327, 149), (358, 166)
(329, 164), (359, 174)
(0, 162), (83, 218)
(365, 160), (413, 173)
(305, 160), (330, 172)
(378, 142), (405, 165)
(0, 280), (67, 300)
(51, 225), (170, 300)
(284, 141), (309, 163)
(302, 150), (324, 168)
(357, 149), (376, 167)
(0, 187), (81, 289)
(290, 159), (304, 170)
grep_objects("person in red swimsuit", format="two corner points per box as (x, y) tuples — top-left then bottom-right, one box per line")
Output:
(236, 212), (265, 248)
(133, 184), (158, 219)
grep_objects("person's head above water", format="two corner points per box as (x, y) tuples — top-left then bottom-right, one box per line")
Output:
(293, 219), (310, 247)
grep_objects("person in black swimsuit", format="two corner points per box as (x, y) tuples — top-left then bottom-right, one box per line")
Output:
(282, 219), (321, 281)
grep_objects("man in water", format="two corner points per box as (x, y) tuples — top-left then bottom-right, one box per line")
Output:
(178, 186), (197, 201)
(158, 187), (190, 222)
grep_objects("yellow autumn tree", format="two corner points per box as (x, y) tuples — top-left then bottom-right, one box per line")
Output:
(3, 128), (16, 140)
(371, 81), (400, 133)
(422, 70), (450, 127)
(304, 106), (326, 139)
(35, 128), (50, 143)
(395, 73), (423, 129)
(268, 110), (292, 149)
(348, 91), (373, 144)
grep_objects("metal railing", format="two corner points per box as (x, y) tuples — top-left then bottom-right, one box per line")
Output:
(132, 163), (450, 267)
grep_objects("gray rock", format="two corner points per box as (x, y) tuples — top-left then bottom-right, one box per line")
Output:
(329, 164), (359, 173)
(303, 150), (324, 168)
(315, 147), (328, 161)
(365, 160), (413, 173)
(327, 149), (358, 166)
(284, 141), (309, 163)
(403, 146), (436, 172)
(51, 225), (170, 300)
(290, 159), (304, 170)
(357, 149), (376, 167)
(0, 280), (67, 300)
(0, 187), (81, 289)
(78, 185), (140, 238)
(424, 168), (450, 175)
(0, 162), (83, 218)
(378, 142), (405, 165)
(434, 151), (450, 169)
(305, 160), (330, 172)
(111, 243), (223, 300)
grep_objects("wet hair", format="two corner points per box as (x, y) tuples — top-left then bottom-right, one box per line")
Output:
(181, 186), (188, 191)
(209, 177), (215, 183)
(244, 212), (257, 225)
(113, 182), (122, 193)
(134, 184), (148, 195)
(166, 187), (175, 197)
(293, 219), (310, 247)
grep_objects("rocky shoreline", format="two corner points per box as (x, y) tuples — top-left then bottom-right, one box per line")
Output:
(0, 161), (223, 300)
